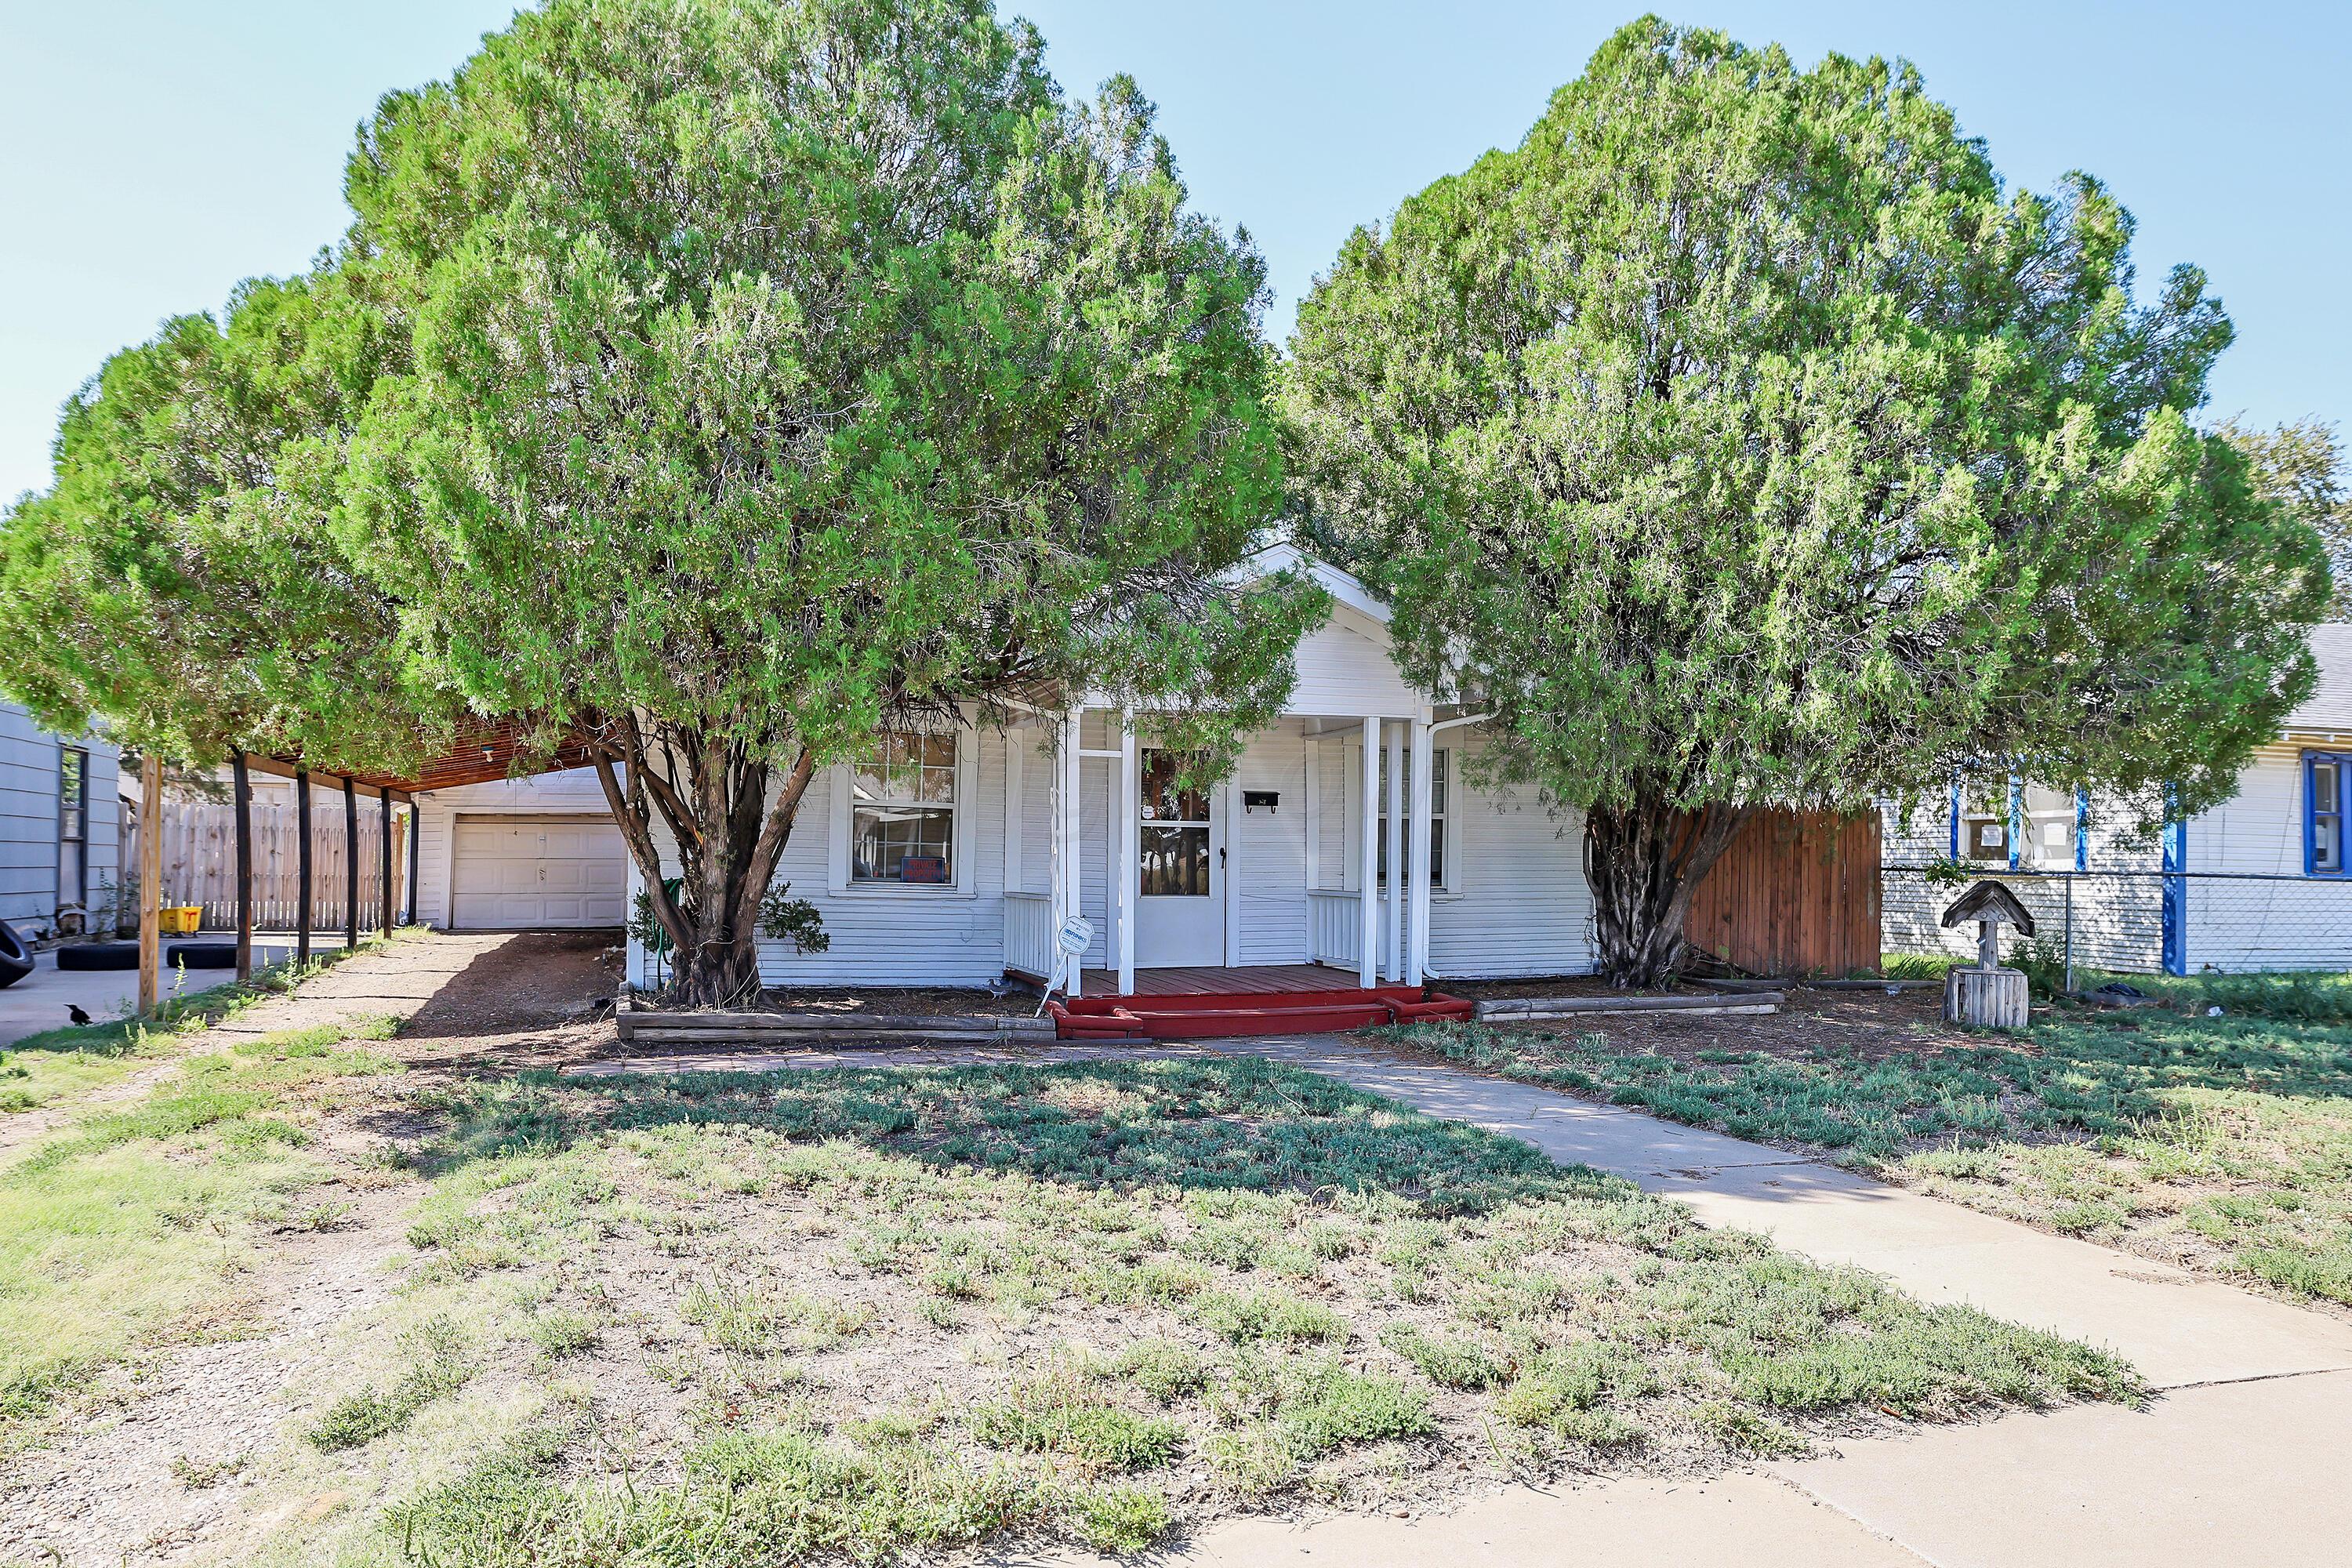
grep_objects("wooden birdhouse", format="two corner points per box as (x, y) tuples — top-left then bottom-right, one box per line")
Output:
(1940, 880), (2036, 1030)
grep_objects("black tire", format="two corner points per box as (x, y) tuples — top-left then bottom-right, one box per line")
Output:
(56, 942), (141, 972)
(0, 920), (31, 989)
(167, 942), (238, 971)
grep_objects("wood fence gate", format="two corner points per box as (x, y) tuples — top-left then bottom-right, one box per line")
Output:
(1686, 809), (1882, 978)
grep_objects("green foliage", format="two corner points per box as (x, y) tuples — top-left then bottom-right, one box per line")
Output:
(755, 883), (828, 955)
(2, 0), (1325, 1004)
(1283, 17), (2328, 971)
(2223, 417), (2350, 615)
(0, 266), (448, 771)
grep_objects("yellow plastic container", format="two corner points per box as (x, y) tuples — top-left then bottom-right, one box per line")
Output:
(158, 906), (202, 935)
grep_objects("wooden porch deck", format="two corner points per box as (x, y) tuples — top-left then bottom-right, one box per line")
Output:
(1076, 963), (1358, 997)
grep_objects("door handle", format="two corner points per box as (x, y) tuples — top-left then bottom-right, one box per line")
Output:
(1219, 848), (1227, 865)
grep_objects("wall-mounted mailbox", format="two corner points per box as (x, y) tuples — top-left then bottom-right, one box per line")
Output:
(1243, 789), (1280, 814)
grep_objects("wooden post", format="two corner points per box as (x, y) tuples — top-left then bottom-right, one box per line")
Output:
(343, 776), (358, 949)
(405, 800), (421, 926)
(295, 769), (313, 967)
(232, 754), (253, 982)
(138, 754), (162, 1015)
(379, 785), (395, 936)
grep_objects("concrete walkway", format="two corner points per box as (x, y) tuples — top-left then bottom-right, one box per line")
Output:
(588, 1032), (2352, 1566)
(0, 936), (358, 1049)
(1195, 1036), (2352, 1568)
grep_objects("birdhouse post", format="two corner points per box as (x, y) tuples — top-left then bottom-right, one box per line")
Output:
(1939, 880), (2036, 1031)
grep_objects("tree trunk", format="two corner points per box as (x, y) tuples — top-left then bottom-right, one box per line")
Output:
(1583, 793), (1753, 988)
(589, 718), (817, 1011)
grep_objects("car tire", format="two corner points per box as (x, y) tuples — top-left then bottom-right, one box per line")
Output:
(166, 942), (238, 971)
(0, 920), (32, 989)
(55, 942), (141, 972)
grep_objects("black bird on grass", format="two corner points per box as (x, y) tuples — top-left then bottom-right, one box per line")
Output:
(66, 1004), (93, 1026)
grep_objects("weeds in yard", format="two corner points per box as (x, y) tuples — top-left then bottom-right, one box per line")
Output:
(307, 1316), (474, 1451)
(0, 1021), (402, 1440)
(1387, 1008), (2352, 1309)
(337, 1057), (2140, 1566)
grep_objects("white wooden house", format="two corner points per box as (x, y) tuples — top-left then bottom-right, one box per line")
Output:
(405, 550), (1606, 993)
(1884, 623), (2352, 975)
(0, 701), (120, 938)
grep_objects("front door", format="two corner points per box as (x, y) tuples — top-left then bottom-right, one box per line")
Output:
(1135, 749), (1224, 967)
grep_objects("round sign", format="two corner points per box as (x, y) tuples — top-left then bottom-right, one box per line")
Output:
(1056, 915), (1095, 955)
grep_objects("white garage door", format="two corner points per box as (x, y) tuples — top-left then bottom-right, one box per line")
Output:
(450, 815), (627, 930)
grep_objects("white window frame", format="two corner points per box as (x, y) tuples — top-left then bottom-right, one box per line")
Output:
(1359, 742), (1457, 897)
(827, 728), (978, 898)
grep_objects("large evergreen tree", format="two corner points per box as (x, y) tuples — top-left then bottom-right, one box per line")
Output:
(2, 0), (1319, 1004)
(1283, 17), (2329, 985)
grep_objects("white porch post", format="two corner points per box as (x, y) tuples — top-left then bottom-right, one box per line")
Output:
(1060, 706), (1083, 1000)
(1406, 711), (1434, 986)
(1358, 716), (1380, 988)
(1384, 720), (1404, 982)
(1116, 713), (1138, 996)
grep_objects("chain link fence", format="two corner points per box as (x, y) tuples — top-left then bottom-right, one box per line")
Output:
(1883, 866), (2352, 984)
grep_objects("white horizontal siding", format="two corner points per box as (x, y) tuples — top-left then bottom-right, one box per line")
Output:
(2187, 747), (2352, 971)
(0, 702), (121, 931)
(1287, 614), (1425, 719)
(1425, 734), (1595, 978)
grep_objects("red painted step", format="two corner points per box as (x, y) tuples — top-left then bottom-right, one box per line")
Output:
(1048, 985), (1473, 1042)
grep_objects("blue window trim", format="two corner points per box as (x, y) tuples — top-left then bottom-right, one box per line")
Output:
(2306, 751), (2351, 879)
(2161, 783), (2187, 977)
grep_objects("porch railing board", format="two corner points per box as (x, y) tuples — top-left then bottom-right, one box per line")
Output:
(1307, 889), (1362, 968)
(1003, 891), (1055, 981)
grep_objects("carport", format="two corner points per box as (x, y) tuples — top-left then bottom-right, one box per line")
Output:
(129, 717), (597, 1011)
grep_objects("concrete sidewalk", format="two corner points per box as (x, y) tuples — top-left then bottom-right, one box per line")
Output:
(1196, 1036), (2352, 1568)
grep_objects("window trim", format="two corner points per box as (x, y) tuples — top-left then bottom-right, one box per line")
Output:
(1374, 745), (1455, 895)
(827, 728), (978, 898)
(2306, 750), (2350, 879)
(57, 744), (89, 909)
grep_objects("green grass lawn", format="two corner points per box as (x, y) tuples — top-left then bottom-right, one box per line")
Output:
(1388, 995), (2352, 1310)
(0, 1018), (401, 1439)
(0, 1033), (2150, 1567)
(227, 1057), (2131, 1567)
(0, 933), (408, 1117)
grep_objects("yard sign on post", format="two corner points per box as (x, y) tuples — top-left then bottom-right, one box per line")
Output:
(1033, 914), (1096, 1018)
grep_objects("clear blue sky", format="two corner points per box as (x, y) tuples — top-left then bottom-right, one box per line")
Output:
(4, 2), (2346, 505)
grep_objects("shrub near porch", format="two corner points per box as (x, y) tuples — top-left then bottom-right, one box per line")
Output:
(336, 1057), (2134, 1564)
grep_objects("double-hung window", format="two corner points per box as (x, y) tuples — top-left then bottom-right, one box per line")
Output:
(849, 731), (958, 885)
(2309, 753), (2349, 877)
(1376, 748), (1447, 889)
(58, 746), (88, 908)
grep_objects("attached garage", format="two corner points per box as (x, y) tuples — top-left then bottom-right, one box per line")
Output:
(448, 815), (626, 930)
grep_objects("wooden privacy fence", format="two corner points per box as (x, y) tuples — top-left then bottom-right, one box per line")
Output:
(158, 797), (408, 933)
(1686, 809), (1882, 978)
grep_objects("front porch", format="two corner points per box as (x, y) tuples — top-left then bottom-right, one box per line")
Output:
(1075, 962), (1354, 996)
(1004, 701), (1464, 999)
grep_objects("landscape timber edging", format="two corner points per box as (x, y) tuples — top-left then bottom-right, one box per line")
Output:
(1471, 991), (1783, 1022)
(615, 985), (1057, 1046)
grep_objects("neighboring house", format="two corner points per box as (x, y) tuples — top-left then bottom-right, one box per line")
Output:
(1884, 624), (2352, 975)
(0, 702), (121, 938)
